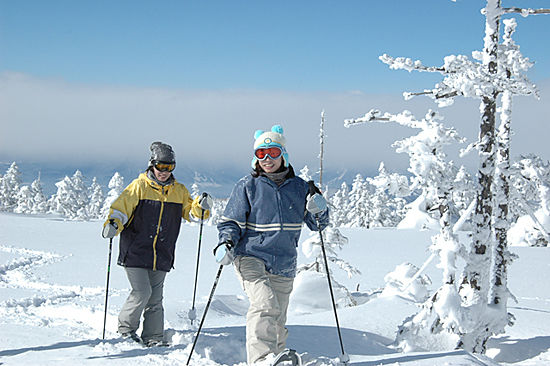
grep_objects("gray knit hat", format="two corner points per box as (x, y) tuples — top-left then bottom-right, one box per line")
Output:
(149, 141), (176, 166)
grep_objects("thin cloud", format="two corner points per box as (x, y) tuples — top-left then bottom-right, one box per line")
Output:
(1, 71), (549, 179)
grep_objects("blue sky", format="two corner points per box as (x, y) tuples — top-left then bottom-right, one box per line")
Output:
(1, 0), (550, 189)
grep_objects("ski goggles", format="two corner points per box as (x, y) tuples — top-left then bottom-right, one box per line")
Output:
(154, 162), (176, 172)
(254, 147), (282, 160)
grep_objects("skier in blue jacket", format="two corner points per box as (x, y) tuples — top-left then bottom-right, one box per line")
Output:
(215, 125), (329, 364)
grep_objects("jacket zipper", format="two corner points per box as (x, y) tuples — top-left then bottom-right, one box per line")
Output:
(152, 185), (167, 271)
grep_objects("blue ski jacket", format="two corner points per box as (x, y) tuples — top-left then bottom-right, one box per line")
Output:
(217, 171), (329, 278)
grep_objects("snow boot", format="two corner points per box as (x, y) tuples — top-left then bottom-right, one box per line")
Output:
(121, 331), (142, 344)
(271, 349), (301, 366)
(144, 339), (171, 348)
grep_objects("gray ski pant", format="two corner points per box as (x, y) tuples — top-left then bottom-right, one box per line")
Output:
(234, 256), (294, 364)
(118, 267), (167, 343)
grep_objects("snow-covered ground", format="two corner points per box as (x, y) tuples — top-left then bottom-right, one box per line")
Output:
(1, 212), (549, 365)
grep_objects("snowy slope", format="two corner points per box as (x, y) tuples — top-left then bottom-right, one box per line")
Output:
(1, 213), (549, 365)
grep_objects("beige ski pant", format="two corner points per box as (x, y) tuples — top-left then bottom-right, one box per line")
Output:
(234, 256), (294, 364)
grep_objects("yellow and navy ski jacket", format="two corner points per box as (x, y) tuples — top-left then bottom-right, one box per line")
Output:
(217, 171), (329, 278)
(104, 172), (207, 272)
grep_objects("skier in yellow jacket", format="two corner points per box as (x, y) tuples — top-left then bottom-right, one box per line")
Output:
(102, 141), (212, 347)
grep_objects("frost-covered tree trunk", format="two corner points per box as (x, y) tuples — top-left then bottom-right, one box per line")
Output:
(489, 89), (515, 332)
(319, 110), (325, 186)
(458, 0), (501, 353)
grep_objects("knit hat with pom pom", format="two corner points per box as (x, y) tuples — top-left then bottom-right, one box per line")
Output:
(251, 125), (289, 169)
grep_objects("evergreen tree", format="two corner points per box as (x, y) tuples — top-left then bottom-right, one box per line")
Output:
(49, 175), (79, 219)
(299, 165), (312, 182)
(0, 162), (22, 212)
(14, 185), (35, 214)
(346, 174), (371, 227)
(329, 182), (350, 227)
(367, 162), (411, 227)
(31, 174), (48, 214)
(191, 183), (200, 199)
(87, 177), (105, 219)
(101, 172), (124, 219)
(71, 170), (90, 220)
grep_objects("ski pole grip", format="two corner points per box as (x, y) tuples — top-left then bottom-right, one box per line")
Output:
(308, 180), (320, 196)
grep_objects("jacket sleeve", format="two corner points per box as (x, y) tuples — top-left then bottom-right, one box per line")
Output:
(182, 187), (210, 222)
(216, 178), (250, 245)
(103, 179), (143, 236)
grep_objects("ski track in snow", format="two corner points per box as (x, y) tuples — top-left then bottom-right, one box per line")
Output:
(0, 244), (129, 339)
(0, 241), (388, 365)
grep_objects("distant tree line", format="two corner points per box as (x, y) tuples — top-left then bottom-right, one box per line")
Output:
(1, 157), (549, 244)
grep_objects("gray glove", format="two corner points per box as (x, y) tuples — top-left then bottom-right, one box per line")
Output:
(214, 241), (234, 266)
(199, 193), (213, 211)
(102, 220), (118, 239)
(307, 193), (327, 215)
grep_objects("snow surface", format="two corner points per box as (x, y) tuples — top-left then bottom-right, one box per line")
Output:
(1, 212), (549, 365)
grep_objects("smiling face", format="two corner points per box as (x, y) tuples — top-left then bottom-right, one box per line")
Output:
(258, 155), (283, 173)
(153, 166), (172, 182)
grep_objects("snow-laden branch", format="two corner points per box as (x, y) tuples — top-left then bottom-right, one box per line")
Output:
(379, 19), (538, 108)
(503, 7), (550, 16)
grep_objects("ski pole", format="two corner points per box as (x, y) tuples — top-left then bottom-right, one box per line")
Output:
(186, 264), (224, 366)
(102, 236), (113, 339)
(189, 194), (207, 325)
(308, 181), (349, 364)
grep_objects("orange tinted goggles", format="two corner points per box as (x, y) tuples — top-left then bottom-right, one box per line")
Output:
(254, 147), (282, 160)
(155, 162), (175, 172)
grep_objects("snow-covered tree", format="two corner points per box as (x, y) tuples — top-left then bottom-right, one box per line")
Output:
(205, 197), (228, 226)
(48, 176), (78, 219)
(0, 162), (22, 212)
(328, 182), (350, 227)
(14, 185), (35, 214)
(346, 174), (372, 227)
(297, 227), (359, 308)
(299, 165), (313, 182)
(87, 177), (105, 219)
(508, 154), (550, 246)
(100, 172), (125, 219)
(348, 1), (550, 354)
(190, 183), (200, 199)
(31, 174), (48, 214)
(71, 170), (90, 220)
(367, 162), (410, 227)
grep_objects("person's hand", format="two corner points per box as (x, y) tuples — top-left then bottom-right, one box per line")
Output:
(199, 193), (213, 211)
(213, 241), (234, 266)
(307, 193), (327, 215)
(102, 220), (118, 239)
